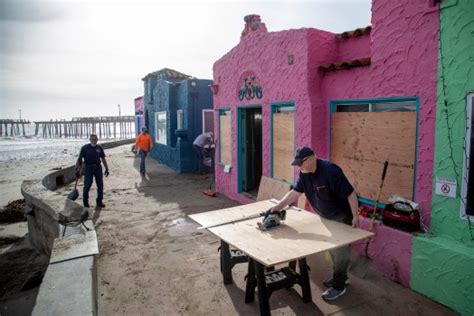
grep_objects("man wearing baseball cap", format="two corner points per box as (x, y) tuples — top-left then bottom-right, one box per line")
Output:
(270, 146), (359, 301)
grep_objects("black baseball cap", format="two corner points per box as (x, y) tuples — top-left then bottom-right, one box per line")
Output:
(291, 147), (314, 166)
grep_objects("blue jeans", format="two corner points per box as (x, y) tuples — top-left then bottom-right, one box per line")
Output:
(83, 164), (103, 205)
(329, 217), (352, 290)
(139, 150), (147, 174)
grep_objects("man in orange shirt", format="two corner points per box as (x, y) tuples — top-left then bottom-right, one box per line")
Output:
(135, 127), (153, 175)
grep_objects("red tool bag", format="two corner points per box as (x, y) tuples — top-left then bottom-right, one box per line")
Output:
(383, 201), (420, 232)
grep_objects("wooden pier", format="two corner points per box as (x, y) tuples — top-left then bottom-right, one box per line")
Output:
(34, 116), (135, 139)
(0, 119), (31, 136)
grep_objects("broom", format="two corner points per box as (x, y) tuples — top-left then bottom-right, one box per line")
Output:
(350, 161), (388, 278)
(202, 140), (216, 197)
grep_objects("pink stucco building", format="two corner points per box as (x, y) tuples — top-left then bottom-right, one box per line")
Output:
(212, 0), (439, 287)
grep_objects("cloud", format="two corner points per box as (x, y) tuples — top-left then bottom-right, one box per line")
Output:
(0, 0), (63, 22)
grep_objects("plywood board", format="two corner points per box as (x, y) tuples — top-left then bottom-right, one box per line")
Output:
(273, 112), (294, 182)
(256, 176), (292, 202)
(219, 114), (232, 165)
(189, 199), (373, 266)
(331, 112), (416, 203)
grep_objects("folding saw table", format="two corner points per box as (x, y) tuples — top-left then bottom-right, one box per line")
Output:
(189, 199), (373, 316)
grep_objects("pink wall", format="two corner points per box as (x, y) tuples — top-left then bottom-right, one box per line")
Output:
(336, 35), (371, 63)
(354, 218), (413, 287)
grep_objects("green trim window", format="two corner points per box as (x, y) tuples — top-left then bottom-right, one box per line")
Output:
(271, 103), (295, 183)
(461, 93), (474, 218)
(155, 111), (167, 145)
(218, 109), (232, 165)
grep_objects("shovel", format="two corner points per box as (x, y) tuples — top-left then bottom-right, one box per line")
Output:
(67, 176), (80, 201)
(349, 161), (388, 279)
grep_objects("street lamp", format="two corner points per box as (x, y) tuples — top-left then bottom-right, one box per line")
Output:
(118, 104), (121, 117)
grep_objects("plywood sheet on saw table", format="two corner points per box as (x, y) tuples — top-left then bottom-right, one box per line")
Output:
(273, 112), (294, 182)
(331, 112), (416, 203)
(256, 176), (292, 202)
(256, 176), (308, 210)
(189, 200), (373, 266)
(219, 114), (232, 165)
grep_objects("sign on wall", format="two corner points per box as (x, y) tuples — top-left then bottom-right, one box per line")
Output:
(435, 176), (457, 198)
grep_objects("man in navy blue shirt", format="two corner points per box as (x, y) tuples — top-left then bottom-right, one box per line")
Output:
(76, 134), (109, 208)
(270, 146), (359, 301)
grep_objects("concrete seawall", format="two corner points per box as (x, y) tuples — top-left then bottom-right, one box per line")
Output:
(20, 139), (133, 315)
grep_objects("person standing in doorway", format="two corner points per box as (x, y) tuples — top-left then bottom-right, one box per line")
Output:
(134, 127), (154, 175)
(76, 134), (109, 208)
(269, 146), (359, 301)
(193, 131), (214, 174)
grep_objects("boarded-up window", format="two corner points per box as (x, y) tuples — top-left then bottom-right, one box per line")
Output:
(331, 101), (417, 203)
(219, 109), (232, 165)
(272, 105), (295, 182)
(202, 109), (214, 133)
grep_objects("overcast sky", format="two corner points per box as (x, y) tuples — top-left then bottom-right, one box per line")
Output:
(0, 0), (371, 121)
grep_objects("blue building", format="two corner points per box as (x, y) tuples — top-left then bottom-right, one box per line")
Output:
(142, 68), (214, 173)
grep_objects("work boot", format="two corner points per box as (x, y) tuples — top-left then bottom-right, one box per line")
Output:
(323, 276), (350, 288)
(96, 202), (106, 208)
(84, 202), (90, 208)
(321, 287), (347, 301)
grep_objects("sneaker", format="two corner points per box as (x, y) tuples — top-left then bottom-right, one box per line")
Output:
(96, 202), (106, 208)
(322, 287), (347, 301)
(323, 276), (350, 288)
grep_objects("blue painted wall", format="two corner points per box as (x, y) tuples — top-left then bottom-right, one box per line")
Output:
(143, 75), (213, 173)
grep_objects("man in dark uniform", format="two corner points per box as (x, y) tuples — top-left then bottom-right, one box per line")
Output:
(270, 146), (359, 301)
(76, 134), (109, 208)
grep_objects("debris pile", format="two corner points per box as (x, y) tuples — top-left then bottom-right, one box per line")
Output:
(0, 199), (26, 224)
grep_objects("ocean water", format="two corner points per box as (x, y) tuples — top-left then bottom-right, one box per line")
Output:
(0, 137), (87, 163)
(0, 124), (129, 163)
